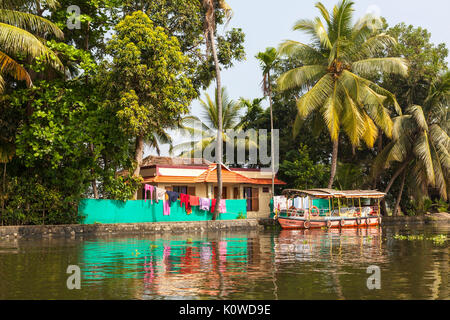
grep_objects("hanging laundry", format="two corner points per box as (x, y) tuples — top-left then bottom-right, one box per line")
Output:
(210, 199), (217, 213)
(144, 184), (154, 203)
(199, 198), (210, 211)
(293, 197), (301, 209)
(166, 191), (179, 206)
(155, 187), (166, 204)
(273, 196), (287, 211)
(180, 194), (192, 214)
(163, 199), (170, 216)
(219, 199), (226, 213)
(189, 195), (199, 206)
(303, 196), (309, 209)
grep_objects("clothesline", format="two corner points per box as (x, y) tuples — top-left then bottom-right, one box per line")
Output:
(143, 184), (227, 216)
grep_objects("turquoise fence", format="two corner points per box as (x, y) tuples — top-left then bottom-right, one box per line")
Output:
(78, 199), (247, 224)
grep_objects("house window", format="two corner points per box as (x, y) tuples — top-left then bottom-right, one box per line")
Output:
(263, 187), (270, 193)
(173, 186), (188, 194)
(233, 187), (239, 199)
(244, 187), (259, 212)
(214, 186), (228, 199)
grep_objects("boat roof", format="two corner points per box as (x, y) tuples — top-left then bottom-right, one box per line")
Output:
(281, 188), (386, 199)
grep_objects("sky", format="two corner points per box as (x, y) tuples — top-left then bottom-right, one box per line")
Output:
(144, 0), (450, 158)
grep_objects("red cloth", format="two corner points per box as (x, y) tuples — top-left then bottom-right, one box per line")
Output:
(189, 195), (199, 206)
(210, 199), (217, 213)
(180, 194), (192, 214)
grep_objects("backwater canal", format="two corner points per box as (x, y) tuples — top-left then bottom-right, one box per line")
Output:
(0, 224), (448, 299)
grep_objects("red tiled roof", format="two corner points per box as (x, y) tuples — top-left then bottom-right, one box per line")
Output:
(195, 164), (255, 184)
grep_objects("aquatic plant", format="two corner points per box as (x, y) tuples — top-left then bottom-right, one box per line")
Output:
(393, 234), (447, 244)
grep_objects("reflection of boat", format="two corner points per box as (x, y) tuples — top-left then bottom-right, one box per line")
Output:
(276, 189), (384, 229)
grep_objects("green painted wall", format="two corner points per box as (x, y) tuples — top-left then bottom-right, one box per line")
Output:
(78, 199), (247, 224)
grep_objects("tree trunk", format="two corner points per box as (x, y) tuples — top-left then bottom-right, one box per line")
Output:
(1, 162), (5, 225)
(268, 72), (275, 204)
(393, 169), (406, 216)
(89, 143), (99, 199)
(328, 137), (339, 189)
(209, 26), (222, 220)
(372, 135), (383, 189)
(380, 199), (388, 216)
(84, 22), (98, 199)
(132, 135), (145, 200)
(384, 161), (408, 195)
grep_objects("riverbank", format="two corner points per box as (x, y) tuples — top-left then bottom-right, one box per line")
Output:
(258, 212), (450, 228)
(0, 219), (259, 239)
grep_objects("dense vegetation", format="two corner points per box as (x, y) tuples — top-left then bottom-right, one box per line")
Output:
(0, 0), (448, 225)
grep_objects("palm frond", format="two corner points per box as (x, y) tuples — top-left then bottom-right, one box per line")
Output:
(0, 23), (63, 71)
(277, 64), (326, 91)
(296, 74), (334, 119)
(0, 9), (63, 39)
(352, 57), (408, 77)
(0, 50), (31, 86)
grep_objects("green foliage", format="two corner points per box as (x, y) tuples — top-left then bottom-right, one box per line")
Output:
(103, 11), (196, 139)
(2, 176), (79, 225)
(383, 23), (448, 107)
(279, 144), (329, 189)
(435, 199), (449, 213)
(393, 234), (447, 245)
(335, 162), (367, 190)
(102, 175), (143, 201)
(236, 212), (245, 219)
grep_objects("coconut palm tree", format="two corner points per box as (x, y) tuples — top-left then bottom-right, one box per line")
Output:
(256, 47), (279, 198)
(201, 0), (232, 219)
(0, 1), (63, 91)
(171, 87), (242, 159)
(373, 72), (450, 215)
(277, 0), (408, 188)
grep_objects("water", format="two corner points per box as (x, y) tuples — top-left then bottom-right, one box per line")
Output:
(0, 224), (448, 300)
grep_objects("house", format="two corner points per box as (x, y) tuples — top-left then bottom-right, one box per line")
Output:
(136, 156), (286, 219)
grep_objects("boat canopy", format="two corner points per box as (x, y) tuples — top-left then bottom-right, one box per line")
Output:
(281, 188), (386, 199)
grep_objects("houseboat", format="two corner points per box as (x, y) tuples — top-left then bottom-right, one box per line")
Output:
(276, 189), (384, 229)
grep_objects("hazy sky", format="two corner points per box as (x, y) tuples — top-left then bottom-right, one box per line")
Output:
(145, 0), (450, 157)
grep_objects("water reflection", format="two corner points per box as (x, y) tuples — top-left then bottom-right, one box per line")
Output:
(0, 225), (447, 300)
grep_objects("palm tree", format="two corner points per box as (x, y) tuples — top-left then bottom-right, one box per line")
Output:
(201, 0), (232, 219)
(0, 139), (14, 225)
(236, 97), (265, 130)
(171, 87), (242, 159)
(373, 72), (450, 215)
(0, 1), (63, 91)
(256, 47), (279, 199)
(277, 0), (408, 188)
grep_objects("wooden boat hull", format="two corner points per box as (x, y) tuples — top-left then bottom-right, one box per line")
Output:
(277, 216), (381, 229)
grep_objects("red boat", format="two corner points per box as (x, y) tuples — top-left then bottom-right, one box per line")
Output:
(275, 189), (384, 230)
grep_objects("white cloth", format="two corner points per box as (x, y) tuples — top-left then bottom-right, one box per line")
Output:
(303, 197), (309, 209)
(273, 196), (287, 211)
(293, 197), (301, 209)
(156, 187), (166, 202)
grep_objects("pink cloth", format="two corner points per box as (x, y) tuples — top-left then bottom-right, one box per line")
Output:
(144, 184), (154, 203)
(163, 200), (170, 215)
(219, 200), (226, 213)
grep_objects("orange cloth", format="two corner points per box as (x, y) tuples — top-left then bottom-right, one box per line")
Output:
(189, 195), (199, 206)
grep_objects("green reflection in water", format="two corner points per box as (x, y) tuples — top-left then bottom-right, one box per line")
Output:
(0, 225), (448, 300)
